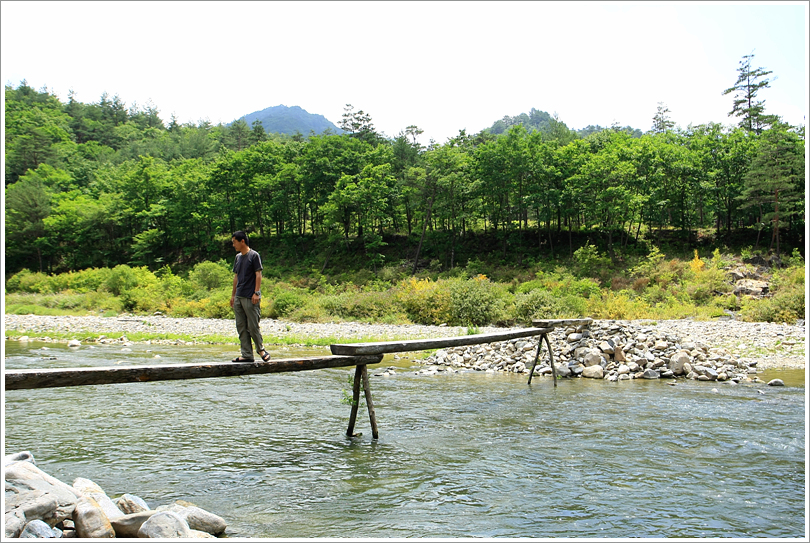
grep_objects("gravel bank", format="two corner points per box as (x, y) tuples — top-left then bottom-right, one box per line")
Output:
(3, 314), (805, 370)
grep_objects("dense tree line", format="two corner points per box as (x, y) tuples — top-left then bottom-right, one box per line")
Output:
(5, 55), (805, 275)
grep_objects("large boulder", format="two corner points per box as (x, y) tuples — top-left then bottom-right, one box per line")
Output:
(115, 493), (150, 514)
(110, 510), (158, 537)
(5, 484), (58, 527)
(20, 519), (61, 538)
(668, 351), (691, 376)
(73, 477), (124, 520)
(582, 365), (604, 379)
(5, 510), (26, 539)
(5, 461), (80, 525)
(733, 279), (769, 297)
(73, 496), (115, 538)
(156, 501), (227, 535)
(582, 350), (604, 367)
(137, 511), (192, 538)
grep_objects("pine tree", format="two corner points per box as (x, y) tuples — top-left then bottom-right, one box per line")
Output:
(723, 53), (779, 135)
(738, 124), (804, 257)
(651, 102), (675, 134)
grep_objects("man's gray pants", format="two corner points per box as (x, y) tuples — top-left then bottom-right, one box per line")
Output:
(233, 296), (264, 359)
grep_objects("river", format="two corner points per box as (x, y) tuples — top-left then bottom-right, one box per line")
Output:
(3, 340), (806, 538)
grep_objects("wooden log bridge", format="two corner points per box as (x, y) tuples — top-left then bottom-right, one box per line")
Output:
(4, 318), (591, 439)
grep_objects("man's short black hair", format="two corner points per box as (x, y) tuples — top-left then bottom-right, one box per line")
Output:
(232, 231), (249, 245)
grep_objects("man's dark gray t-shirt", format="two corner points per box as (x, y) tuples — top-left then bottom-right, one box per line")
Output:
(233, 249), (263, 297)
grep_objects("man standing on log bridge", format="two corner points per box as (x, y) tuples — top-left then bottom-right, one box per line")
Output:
(229, 231), (271, 362)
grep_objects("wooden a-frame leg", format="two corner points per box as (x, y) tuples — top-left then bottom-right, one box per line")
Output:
(527, 332), (557, 387)
(346, 364), (363, 437)
(544, 333), (557, 387)
(360, 364), (379, 439)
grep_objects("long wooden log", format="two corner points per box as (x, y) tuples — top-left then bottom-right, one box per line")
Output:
(4, 355), (384, 391)
(330, 328), (552, 355)
(531, 318), (592, 328)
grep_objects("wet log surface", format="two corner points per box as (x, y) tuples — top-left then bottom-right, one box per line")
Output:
(330, 328), (553, 355)
(4, 355), (384, 390)
(531, 318), (593, 328)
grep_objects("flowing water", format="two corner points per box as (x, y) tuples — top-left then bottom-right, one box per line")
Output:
(3, 340), (806, 538)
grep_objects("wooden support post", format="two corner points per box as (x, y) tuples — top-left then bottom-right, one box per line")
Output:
(527, 333), (557, 387)
(527, 334), (543, 385)
(544, 333), (557, 387)
(346, 365), (363, 438)
(360, 364), (379, 439)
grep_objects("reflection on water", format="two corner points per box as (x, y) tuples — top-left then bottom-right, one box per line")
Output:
(4, 341), (806, 538)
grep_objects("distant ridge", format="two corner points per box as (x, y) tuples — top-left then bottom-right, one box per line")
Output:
(235, 105), (342, 136)
(486, 108), (643, 139)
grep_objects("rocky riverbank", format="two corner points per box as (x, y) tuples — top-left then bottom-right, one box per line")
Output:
(418, 318), (805, 383)
(4, 451), (226, 538)
(3, 314), (805, 372)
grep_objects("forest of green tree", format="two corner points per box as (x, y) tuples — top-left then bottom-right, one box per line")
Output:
(4, 54), (805, 278)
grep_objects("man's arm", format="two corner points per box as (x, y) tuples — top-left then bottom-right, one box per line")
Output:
(251, 271), (262, 304)
(230, 274), (238, 308)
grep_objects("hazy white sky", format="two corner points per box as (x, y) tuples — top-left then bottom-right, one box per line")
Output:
(2, 1), (807, 144)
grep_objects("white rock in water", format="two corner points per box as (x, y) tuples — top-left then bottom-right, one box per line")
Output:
(67, 339), (81, 347)
(767, 379), (785, 386)
(18, 336), (30, 342)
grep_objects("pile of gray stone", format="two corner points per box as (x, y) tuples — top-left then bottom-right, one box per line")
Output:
(5, 452), (227, 538)
(419, 320), (785, 385)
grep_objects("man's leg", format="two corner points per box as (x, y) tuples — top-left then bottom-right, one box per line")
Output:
(233, 297), (254, 360)
(244, 298), (264, 356)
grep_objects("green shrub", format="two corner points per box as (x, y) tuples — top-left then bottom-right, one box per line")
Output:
(396, 277), (452, 325)
(509, 288), (587, 324)
(685, 267), (729, 304)
(573, 243), (611, 277)
(120, 285), (165, 313)
(320, 290), (401, 322)
(270, 290), (307, 318)
(586, 291), (653, 320)
(6, 270), (51, 293)
(448, 275), (506, 326)
(45, 268), (112, 293)
(202, 290), (234, 319)
(104, 265), (157, 296)
(287, 300), (331, 323)
(739, 265), (805, 323)
(190, 260), (232, 291)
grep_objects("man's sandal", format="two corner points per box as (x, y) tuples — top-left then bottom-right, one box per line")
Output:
(231, 356), (254, 362)
(259, 351), (271, 362)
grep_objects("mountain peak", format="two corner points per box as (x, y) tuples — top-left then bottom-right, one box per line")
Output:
(235, 105), (342, 135)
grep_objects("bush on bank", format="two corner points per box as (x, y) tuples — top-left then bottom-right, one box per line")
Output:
(4, 248), (806, 325)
